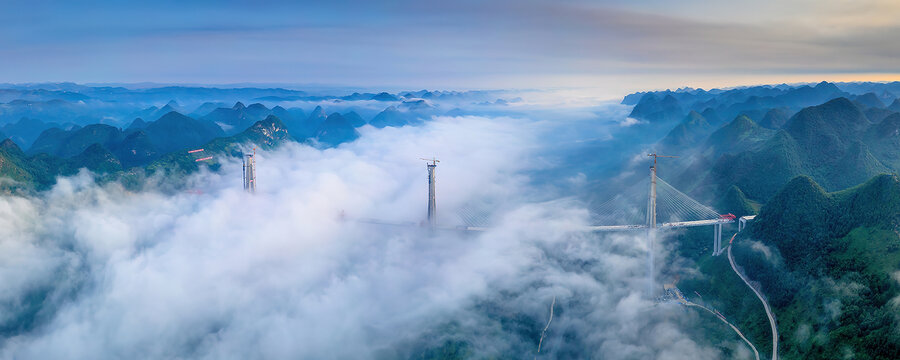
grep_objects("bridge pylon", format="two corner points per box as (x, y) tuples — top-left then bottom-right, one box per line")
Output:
(421, 157), (439, 229)
(646, 153), (676, 295)
(243, 149), (256, 193)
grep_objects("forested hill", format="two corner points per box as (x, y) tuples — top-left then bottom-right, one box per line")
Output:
(733, 174), (900, 359)
(0, 115), (296, 192)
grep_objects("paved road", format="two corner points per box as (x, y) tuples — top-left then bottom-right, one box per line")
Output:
(728, 234), (778, 360)
(668, 286), (760, 360)
(684, 302), (760, 360)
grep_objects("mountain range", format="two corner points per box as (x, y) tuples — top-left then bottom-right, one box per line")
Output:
(631, 82), (900, 359)
(623, 82), (900, 218)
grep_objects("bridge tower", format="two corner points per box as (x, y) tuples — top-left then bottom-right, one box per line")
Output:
(646, 154), (676, 227)
(647, 153), (676, 295)
(648, 161), (657, 228)
(243, 150), (256, 193)
(421, 157), (440, 228)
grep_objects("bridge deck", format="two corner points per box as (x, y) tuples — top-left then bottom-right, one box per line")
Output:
(587, 218), (735, 232)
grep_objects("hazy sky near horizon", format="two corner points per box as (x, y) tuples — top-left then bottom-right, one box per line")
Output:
(3, 0), (900, 97)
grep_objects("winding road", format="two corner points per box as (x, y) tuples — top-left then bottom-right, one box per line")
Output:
(685, 302), (760, 360)
(668, 285), (760, 360)
(727, 233), (778, 360)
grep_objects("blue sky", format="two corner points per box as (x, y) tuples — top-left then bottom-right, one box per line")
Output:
(3, 0), (900, 97)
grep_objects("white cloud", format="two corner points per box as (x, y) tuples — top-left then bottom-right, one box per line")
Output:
(0, 111), (726, 358)
(619, 117), (643, 127)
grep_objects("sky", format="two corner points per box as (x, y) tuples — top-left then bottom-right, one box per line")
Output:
(3, 0), (900, 97)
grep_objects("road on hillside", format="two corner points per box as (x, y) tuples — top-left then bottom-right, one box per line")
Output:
(669, 286), (760, 360)
(728, 233), (778, 360)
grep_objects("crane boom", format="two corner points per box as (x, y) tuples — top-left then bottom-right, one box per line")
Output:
(648, 153), (678, 166)
(419, 157), (440, 166)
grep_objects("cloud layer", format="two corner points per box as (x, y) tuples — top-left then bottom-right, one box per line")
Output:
(0, 112), (746, 358)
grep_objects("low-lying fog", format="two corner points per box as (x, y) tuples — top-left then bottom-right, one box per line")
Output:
(0, 99), (751, 359)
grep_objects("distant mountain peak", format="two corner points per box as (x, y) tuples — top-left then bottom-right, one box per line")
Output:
(126, 118), (147, 131)
(342, 111), (366, 127)
(756, 108), (789, 129)
(247, 103), (268, 111)
(730, 114), (757, 128)
(261, 114), (287, 128)
(815, 81), (836, 89)
(700, 108), (722, 123)
(237, 115), (292, 149)
(854, 92), (886, 109)
(401, 99), (433, 110)
(157, 111), (190, 122)
(233, 102), (246, 110)
(371, 92), (399, 101)
(0, 138), (22, 153)
(888, 98), (900, 112)
(316, 113), (360, 146)
(784, 97), (868, 148)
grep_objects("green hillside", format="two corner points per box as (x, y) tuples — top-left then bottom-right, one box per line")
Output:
(0, 115), (295, 192)
(145, 115), (293, 179)
(701, 115), (774, 157)
(669, 97), (900, 206)
(683, 174), (900, 359)
(658, 111), (712, 151)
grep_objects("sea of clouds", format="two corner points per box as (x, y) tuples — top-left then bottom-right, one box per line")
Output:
(0, 106), (752, 358)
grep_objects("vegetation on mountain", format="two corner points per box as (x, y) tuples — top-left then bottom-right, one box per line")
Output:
(657, 111), (711, 151)
(741, 175), (900, 359)
(112, 130), (159, 168)
(0, 138), (120, 191)
(141, 111), (224, 153)
(702, 115), (774, 157)
(370, 105), (418, 128)
(758, 107), (792, 129)
(315, 113), (360, 146)
(629, 93), (684, 123)
(853, 92), (886, 109)
(145, 115), (293, 179)
(714, 185), (758, 217)
(0, 117), (63, 148)
(889, 99), (900, 112)
(201, 102), (261, 134)
(343, 111), (367, 127)
(29, 124), (123, 158)
(677, 174), (900, 359)
(655, 95), (900, 207)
